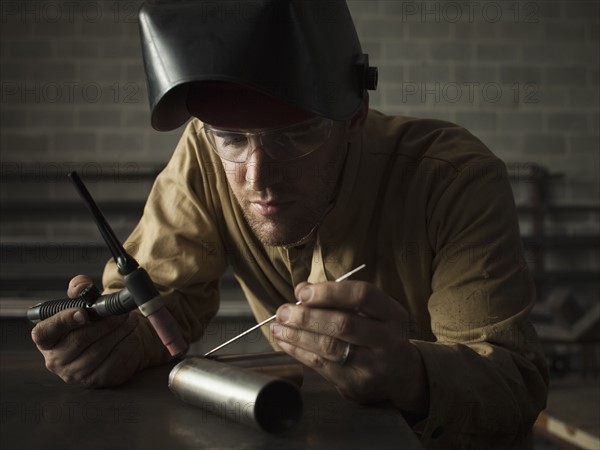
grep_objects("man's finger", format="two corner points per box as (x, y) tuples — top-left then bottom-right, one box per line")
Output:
(67, 274), (94, 298)
(78, 321), (141, 387)
(31, 308), (88, 351)
(271, 321), (354, 364)
(59, 314), (139, 386)
(295, 281), (403, 321)
(274, 304), (387, 347)
(48, 313), (131, 366)
(275, 338), (335, 372)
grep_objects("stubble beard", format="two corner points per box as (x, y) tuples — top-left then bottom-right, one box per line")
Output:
(241, 197), (328, 248)
(239, 142), (349, 248)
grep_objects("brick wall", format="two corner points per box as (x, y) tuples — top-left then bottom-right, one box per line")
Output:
(1, 1), (598, 303)
(349, 0), (599, 205)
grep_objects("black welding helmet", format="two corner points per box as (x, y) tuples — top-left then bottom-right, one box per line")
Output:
(138, 0), (378, 131)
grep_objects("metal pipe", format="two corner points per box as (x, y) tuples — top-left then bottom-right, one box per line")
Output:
(210, 352), (304, 387)
(169, 357), (303, 433)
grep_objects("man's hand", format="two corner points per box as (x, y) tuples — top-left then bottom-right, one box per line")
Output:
(31, 275), (143, 388)
(270, 280), (429, 416)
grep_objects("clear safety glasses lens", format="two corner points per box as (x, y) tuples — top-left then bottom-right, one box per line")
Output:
(203, 117), (333, 163)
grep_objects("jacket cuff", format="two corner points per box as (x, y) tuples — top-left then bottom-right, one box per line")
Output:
(409, 340), (471, 447)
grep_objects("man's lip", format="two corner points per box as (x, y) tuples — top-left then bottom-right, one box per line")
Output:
(250, 200), (294, 216)
(251, 199), (292, 206)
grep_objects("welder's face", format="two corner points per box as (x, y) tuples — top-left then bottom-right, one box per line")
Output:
(210, 119), (348, 247)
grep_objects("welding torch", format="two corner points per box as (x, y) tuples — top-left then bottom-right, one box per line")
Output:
(27, 171), (188, 358)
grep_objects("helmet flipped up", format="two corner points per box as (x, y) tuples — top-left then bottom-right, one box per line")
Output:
(138, 0), (378, 131)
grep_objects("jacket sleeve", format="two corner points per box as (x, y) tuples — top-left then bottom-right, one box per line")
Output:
(410, 156), (549, 450)
(102, 121), (228, 368)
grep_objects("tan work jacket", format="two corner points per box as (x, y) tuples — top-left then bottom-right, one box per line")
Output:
(104, 110), (548, 449)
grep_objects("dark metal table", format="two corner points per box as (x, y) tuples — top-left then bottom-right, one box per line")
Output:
(1, 351), (423, 450)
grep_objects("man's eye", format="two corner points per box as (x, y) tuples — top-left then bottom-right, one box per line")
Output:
(218, 134), (248, 148)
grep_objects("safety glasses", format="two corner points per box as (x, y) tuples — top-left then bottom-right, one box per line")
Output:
(203, 117), (334, 163)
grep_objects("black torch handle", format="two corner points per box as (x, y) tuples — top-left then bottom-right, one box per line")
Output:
(27, 286), (137, 324)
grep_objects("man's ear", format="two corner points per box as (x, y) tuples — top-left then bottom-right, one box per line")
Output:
(345, 94), (369, 139)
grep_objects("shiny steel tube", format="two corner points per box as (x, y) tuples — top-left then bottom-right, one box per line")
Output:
(169, 357), (303, 433)
(210, 352), (304, 387)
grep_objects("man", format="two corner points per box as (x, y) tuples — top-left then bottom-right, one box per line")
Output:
(31, 1), (548, 448)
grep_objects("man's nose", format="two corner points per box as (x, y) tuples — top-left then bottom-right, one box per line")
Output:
(244, 143), (283, 190)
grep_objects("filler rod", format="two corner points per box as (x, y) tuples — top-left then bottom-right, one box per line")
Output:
(203, 264), (366, 357)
